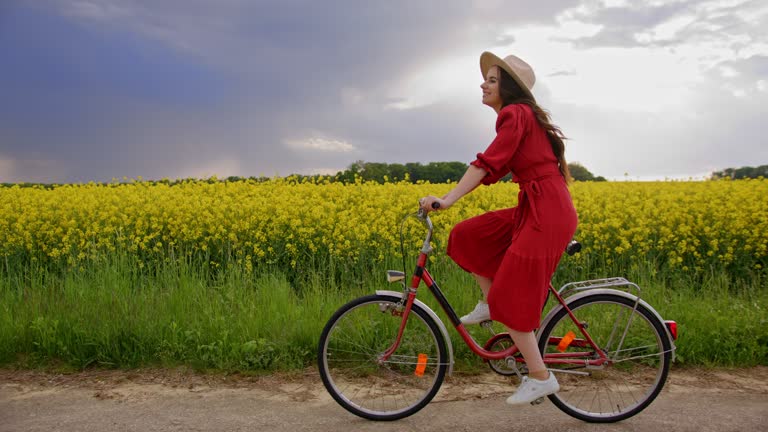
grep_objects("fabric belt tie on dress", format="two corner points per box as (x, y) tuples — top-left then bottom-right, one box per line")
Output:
(521, 180), (543, 231)
(511, 173), (560, 240)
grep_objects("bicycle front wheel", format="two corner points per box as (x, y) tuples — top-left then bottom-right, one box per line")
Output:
(538, 293), (672, 423)
(318, 294), (448, 421)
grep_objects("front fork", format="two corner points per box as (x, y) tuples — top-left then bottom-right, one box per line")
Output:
(377, 289), (418, 363)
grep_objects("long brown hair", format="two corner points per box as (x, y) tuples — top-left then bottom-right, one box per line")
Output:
(497, 68), (572, 182)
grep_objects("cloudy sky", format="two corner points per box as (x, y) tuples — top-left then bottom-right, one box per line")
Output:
(1, 0), (766, 183)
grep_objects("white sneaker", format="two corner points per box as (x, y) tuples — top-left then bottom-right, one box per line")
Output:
(506, 373), (560, 405)
(460, 301), (491, 324)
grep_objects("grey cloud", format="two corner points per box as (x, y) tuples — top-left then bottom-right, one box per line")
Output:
(719, 55), (768, 80)
(565, 0), (766, 50)
(43, 0), (580, 70)
(547, 70), (577, 77)
(550, 79), (768, 180)
(3, 0), (581, 182)
(582, 1), (689, 28)
(568, 27), (640, 48)
(564, 1), (689, 48)
(701, 55), (768, 97)
(6, 0), (764, 183)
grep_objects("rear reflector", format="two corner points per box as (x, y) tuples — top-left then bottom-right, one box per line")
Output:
(557, 331), (576, 352)
(665, 321), (678, 340)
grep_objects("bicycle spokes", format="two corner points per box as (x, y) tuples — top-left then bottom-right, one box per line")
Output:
(318, 295), (448, 421)
(539, 294), (672, 422)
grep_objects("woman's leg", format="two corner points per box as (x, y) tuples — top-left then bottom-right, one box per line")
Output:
(506, 328), (548, 380)
(460, 274), (493, 324)
(504, 327), (559, 405)
(473, 274), (492, 300)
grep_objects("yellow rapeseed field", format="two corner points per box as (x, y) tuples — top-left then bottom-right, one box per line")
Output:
(0, 178), (766, 277)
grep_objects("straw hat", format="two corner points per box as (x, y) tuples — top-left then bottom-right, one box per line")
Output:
(480, 52), (536, 101)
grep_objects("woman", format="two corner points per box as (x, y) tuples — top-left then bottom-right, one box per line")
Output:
(419, 52), (578, 405)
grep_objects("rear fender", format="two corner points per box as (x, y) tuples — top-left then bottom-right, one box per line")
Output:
(537, 288), (676, 361)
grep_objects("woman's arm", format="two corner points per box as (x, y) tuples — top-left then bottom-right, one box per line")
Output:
(419, 164), (487, 212)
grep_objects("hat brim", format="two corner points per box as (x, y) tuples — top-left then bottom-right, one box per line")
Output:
(480, 51), (535, 101)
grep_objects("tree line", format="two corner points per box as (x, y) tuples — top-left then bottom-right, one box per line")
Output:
(331, 160), (606, 183)
(710, 165), (768, 180)
(333, 161), (469, 183)
(0, 161), (606, 187)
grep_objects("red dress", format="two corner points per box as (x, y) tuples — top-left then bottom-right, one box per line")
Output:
(447, 104), (578, 332)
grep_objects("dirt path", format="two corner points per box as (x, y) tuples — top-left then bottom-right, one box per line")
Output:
(2, 367), (767, 432)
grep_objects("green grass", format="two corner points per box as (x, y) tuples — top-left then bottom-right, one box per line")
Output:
(0, 254), (766, 373)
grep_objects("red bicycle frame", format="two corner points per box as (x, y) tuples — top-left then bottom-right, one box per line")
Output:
(379, 250), (610, 368)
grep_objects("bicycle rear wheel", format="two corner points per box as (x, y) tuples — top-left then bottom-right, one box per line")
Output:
(538, 293), (672, 423)
(318, 294), (448, 421)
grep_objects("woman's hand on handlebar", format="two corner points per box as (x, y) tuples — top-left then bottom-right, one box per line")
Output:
(419, 196), (448, 213)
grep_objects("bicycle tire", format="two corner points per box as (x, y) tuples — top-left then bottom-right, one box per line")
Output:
(318, 294), (448, 421)
(537, 293), (672, 423)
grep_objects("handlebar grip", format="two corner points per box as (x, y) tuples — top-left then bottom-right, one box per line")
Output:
(431, 202), (440, 209)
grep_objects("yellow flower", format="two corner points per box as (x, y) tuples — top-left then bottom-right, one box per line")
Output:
(0, 178), (763, 277)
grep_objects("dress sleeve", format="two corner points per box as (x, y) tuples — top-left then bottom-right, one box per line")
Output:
(470, 105), (528, 185)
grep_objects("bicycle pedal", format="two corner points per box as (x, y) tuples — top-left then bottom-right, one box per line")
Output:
(530, 397), (544, 406)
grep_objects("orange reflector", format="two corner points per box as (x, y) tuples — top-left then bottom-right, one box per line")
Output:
(557, 331), (576, 352)
(414, 354), (428, 377)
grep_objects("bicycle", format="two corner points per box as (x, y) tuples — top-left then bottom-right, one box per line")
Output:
(317, 206), (678, 423)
